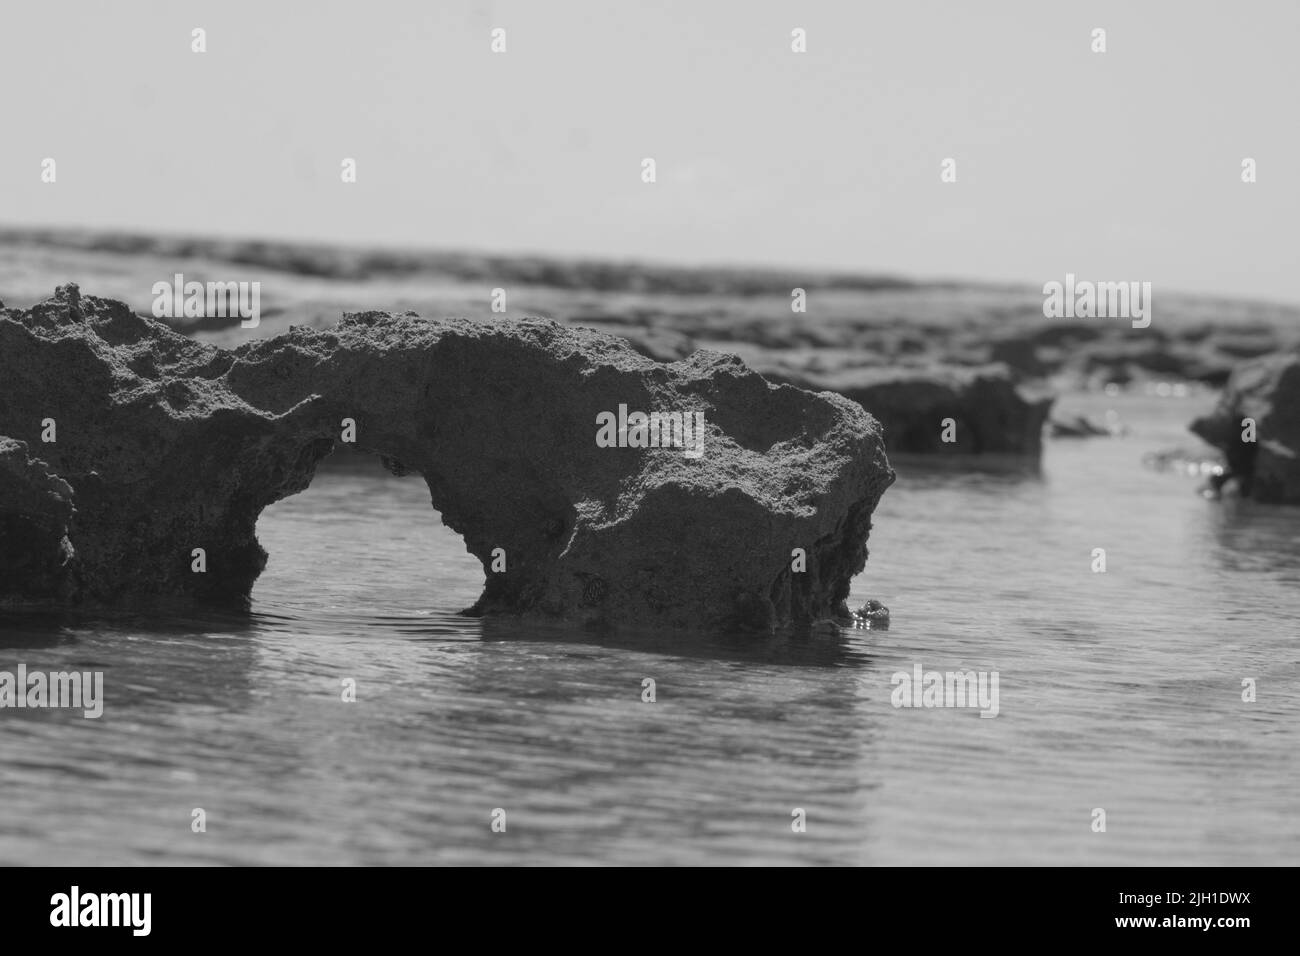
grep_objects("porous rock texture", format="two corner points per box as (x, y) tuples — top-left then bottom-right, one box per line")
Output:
(0, 285), (895, 630)
(0, 437), (76, 600)
(1189, 351), (1300, 503)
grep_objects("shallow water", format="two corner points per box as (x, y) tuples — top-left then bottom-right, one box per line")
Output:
(2, 389), (1298, 865)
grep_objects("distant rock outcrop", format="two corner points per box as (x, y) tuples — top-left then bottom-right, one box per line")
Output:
(758, 362), (1054, 456)
(1189, 352), (1300, 503)
(0, 285), (895, 630)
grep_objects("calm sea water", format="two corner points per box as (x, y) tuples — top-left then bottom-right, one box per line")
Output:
(2, 389), (1298, 865)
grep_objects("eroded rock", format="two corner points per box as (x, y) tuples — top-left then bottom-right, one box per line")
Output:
(0, 285), (895, 630)
(0, 437), (77, 601)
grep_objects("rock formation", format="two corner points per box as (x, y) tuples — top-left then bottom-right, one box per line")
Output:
(1189, 351), (1300, 503)
(759, 362), (1053, 455)
(0, 285), (895, 630)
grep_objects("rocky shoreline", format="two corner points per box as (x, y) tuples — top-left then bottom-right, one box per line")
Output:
(5, 229), (1297, 464)
(2, 233), (1298, 627)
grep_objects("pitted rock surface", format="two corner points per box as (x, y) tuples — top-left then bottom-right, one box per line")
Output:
(0, 285), (895, 630)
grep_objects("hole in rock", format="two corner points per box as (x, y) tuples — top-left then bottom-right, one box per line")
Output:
(251, 445), (484, 620)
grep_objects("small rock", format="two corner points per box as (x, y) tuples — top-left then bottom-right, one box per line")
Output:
(1189, 351), (1300, 503)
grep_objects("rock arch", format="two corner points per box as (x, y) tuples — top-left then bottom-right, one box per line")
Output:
(0, 286), (894, 631)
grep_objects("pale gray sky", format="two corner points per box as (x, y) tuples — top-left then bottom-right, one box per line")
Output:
(2, 0), (1297, 302)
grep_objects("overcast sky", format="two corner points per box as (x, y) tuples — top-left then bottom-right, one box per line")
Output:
(2, 0), (1297, 302)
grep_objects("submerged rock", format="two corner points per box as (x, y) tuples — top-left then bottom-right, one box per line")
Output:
(0, 285), (895, 631)
(851, 599), (890, 629)
(1189, 352), (1300, 503)
(1048, 414), (1123, 439)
